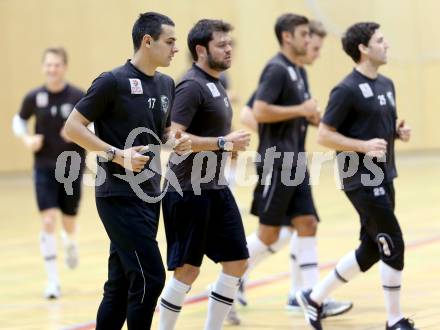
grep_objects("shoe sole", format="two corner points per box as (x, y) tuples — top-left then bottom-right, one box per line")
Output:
(322, 303), (353, 319)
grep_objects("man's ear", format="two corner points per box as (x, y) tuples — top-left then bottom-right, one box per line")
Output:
(143, 34), (153, 48)
(195, 44), (207, 59)
(358, 43), (369, 57)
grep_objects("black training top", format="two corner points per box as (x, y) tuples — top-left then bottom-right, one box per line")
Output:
(297, 67), (310, 152)
(254, 53), (307, 167)
(75, 60), (174, 197)
(168, 64), (232, 192)
(322, 69), (398, 191)
(19, 84), (85, 169)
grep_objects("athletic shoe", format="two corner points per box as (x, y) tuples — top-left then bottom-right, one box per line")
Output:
(321, 298), (353, 318)
(236, 280), (247, 306)
(285, 296), (302, 313)
(296, 289), (323, 330)
(225, 304), (241, 326)
(386, 318), (418, 330)
(44, 281), (60, 299)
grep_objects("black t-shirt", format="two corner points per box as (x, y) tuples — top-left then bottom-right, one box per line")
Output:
(219, 72), (230, 90)
(168, 64), (232, 192)
(322, 69), (398, 191)
(298, 67), (310, 152)
(254, 53), (307, 167)
(75, 60), (174, 197)
(19, 84), (85, 169)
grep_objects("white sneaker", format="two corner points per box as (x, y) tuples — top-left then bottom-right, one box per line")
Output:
(65, 241), (79, 269)
(44, 281), (60, 299)
(226, 304), (241, 325)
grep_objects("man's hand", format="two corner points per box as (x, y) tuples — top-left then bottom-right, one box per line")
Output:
(225, 130), (251, 151)
(173, 130), (192, 155)
(23, 134), (44, 152)
(397, 119), (411, 142)
(113, 146), (150, 173)
(302, 99), (321, 124)
(361, 138), (387, 158)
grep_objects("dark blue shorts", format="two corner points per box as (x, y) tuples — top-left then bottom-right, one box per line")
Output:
(251, 167), (319, 226)
(34, 167), (83, 215)
(162, 188), (249, 270)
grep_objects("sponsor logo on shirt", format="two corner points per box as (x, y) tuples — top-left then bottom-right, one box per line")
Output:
(160, 95), (169, 113)
(50, 105), (57, 117)
(60, 103), (73, 119)
(223, 97), (229, 108)
(36, 92), (48, 108)
(129, 78), (143, 94)
(377, 94), (387, 106)
(358, 83), (374, 98)
(206, 82), (221, 97)
(386, 91), (395, 107)
(287, 66), (298, 81)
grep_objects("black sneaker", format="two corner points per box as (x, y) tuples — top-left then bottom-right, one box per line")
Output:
(386, 318), (418, 330)
(296, 289), (323, 330)
(321, 298), (353, 319)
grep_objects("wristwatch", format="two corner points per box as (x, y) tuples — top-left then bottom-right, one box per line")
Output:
(105, 147), (117, 162)
(217, 136), (233, 152)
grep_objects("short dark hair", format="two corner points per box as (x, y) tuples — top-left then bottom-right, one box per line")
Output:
(42, 47), (68, 64)
(274, 13), (309, 45)
(187, 19), (233, 61)
(132, 12), (175, 52)
(309, 20), (327, 38)
(342, 22), (380, 63)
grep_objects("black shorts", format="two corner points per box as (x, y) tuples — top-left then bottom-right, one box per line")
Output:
(345, 183), (401, 242)
(162, 188), (249, 270)
(34, 167), (83, 216)
(251, 167), (318, 226)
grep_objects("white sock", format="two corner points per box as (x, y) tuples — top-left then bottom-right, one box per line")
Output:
(269, 226), (292, 252)
(60, 229), (76, 246)
(297, 236), (319, 290)
(243, 229), (292, 285)
(40, 231), (59, 284)
(242, 232), (270, 283)
(205, 272), (240, 330)
(380, 261), (404, 326)
(289, 231), (302, 296)
(311, 251), (360, 304)
(159, 277), (191, 330)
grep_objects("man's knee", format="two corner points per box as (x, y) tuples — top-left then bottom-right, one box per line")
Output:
(222, 259), (248, 277)
(174, 264), (200, 285)
(293, 215), (318, 236)
(41, 209), (57, 232)
(257, 225), (281, 245)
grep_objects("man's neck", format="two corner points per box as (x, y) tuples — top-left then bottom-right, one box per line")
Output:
(45, 81), (66, 93)
(280, 48), (302, 66)
(131, 53), (156, 76)
(356, 60), (379, 79)
(195, 62), (221, 79)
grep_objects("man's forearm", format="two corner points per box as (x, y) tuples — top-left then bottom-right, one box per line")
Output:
(253, 101), (305, 123)
(317, 124), (365, 153)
